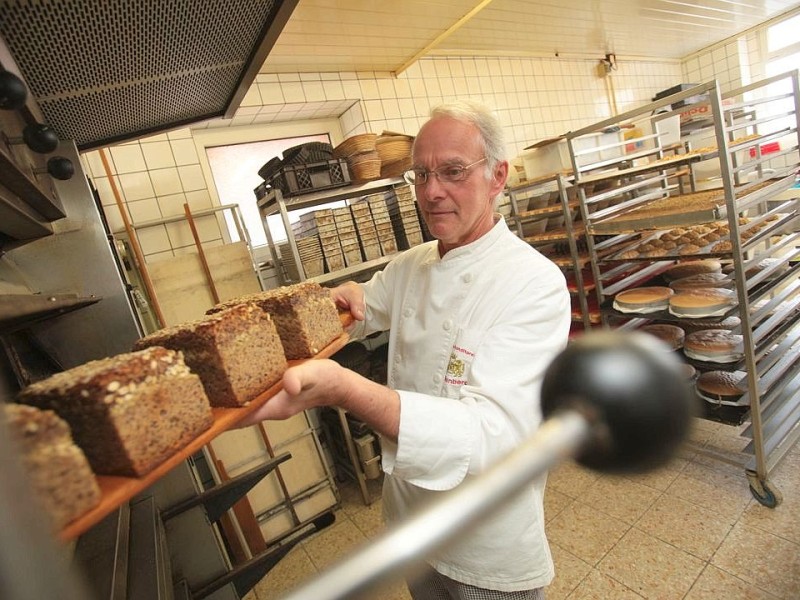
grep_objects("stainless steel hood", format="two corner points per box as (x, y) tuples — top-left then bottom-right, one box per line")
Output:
(0, 0), (298, 151)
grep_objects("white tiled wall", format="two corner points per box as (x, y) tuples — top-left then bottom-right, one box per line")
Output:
(681, 31), (766, 93)
(87, 53), (757, 263)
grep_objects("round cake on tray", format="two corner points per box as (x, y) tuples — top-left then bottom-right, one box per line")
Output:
(696, 370), (749, 406)
(639, 323), (685, 350)
(669, 271), (732, 291)
(669, 287), (736, 318)
(662, 259), (722, 282)
(684, 329), (744, 363)
(613, 286), (674, 314)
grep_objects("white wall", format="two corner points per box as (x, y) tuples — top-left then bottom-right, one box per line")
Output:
(80, 54), (688, 261)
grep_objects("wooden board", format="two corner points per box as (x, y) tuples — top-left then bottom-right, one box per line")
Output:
(58, 314), (353, 541)
(148, 241), (261, 326)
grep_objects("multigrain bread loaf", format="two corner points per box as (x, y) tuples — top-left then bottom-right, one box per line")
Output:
(17, 347), (213, 477)
(134, 304), (287, 407)
(208, 282), (343, 359)
(2, 403), (101, 529)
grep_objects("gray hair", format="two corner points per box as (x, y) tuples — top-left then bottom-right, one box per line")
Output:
(425, 100), (507, 173)
(420, 100), (508, 206)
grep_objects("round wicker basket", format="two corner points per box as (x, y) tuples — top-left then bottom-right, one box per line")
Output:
(333, 133), (378, 158)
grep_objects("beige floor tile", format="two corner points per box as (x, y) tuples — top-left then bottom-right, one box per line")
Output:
(665, 461), (752, 520)
(546, 501), (629, 566)
(739, 490), (800, 546)
(580, 475), (660, 525)
(626, 456), (688, 492)
(684, 565), (780, 599)
(301, 517), (370, 571)
(544, 486), (575, 524)
(365, 576), (413, 600)
(547, 543), (593, 600)
(344, 493), (387, 538)
(598, 527), (706, 599)
(547, 460), (601, 499)
(566, 569), (645, 599)
(253, 545), (318, 600)
(636, 494), (734, 560)
(711, 522), (800, 599)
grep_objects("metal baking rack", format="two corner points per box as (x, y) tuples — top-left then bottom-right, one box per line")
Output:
(506, 173), (596, 331)
(563, 71), (800, 507)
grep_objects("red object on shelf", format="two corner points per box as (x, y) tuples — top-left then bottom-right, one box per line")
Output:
(749, 141), (780, 158)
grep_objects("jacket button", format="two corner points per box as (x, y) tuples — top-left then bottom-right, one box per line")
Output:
(463, 273), (473, 283)
(443, 320), (452, 331)
(403, 307), (414, 317)
(433, 374), (442, 384)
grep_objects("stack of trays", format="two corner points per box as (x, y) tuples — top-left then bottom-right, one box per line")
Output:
(333, 206), (362, 267)
(387, 186), (424, 249)
(376, 133), (414, 178)
(334, 133), (381, 182)
(278, 237), (324, 280)
(349, 201), (382, 261)
(292, 209), (344, 273)
(366, 192), (399, 255)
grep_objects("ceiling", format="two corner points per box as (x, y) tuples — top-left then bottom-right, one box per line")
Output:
(263, 0), (800, 74)
(1, 0), (797, 151)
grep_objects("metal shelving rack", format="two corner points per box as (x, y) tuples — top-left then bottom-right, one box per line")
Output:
(564, 71), (800, 506)
(256, 176), (412, 505)
(506, 173), (596, 331)
(256, 177), (407, 286)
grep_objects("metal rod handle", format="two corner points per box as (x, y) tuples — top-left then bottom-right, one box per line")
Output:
(279, 410), (592, 600)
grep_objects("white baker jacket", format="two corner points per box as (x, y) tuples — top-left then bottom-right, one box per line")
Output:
(349, 217), (571, 592)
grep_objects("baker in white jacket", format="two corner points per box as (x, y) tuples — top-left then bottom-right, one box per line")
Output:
(247, 100), (571, 599)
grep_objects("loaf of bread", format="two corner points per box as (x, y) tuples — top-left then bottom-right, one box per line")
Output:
(3, 403), (101, 529)
(208, 282), (343, 359)
(134, 304), (287, 407)
(17, 347), (213, 477)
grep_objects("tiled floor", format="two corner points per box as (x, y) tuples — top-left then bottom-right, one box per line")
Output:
(248, 418), (800, 599)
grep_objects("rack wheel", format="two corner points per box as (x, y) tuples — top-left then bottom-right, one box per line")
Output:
(746, 472), (783, 508)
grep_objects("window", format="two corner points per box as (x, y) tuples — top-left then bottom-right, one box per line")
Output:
(758, 13), (800, 136)
(205, 133), (333, 247)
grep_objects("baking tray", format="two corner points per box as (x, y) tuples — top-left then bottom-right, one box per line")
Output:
(603, 212), (793, 262)
(59, 314), (353, 541)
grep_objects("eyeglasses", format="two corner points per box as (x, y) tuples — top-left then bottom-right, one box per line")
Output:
(403, 157), (487, 185)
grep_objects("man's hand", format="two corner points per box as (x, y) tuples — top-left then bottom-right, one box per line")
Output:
(238, 358), (400, 441)
(240, 360), (347, 424)
(330, 281), (366, 322)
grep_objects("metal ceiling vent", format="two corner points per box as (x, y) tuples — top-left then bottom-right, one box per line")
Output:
(0, 0), (297, 150)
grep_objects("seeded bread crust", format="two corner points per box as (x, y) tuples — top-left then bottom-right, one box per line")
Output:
(17, 347), (213, 477)
(208, 282), (343, 360)
(3, 403), (101, 529)
(134, 304), (287, 407)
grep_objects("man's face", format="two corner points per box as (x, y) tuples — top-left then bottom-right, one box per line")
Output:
(412, 116), (508, 254)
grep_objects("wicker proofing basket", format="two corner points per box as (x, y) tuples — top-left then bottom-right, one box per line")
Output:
(333, 133), (378, 158)
(380, 156), (412, 178)
(348, 150), (382, 181)
(376, 135), (413, 162)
